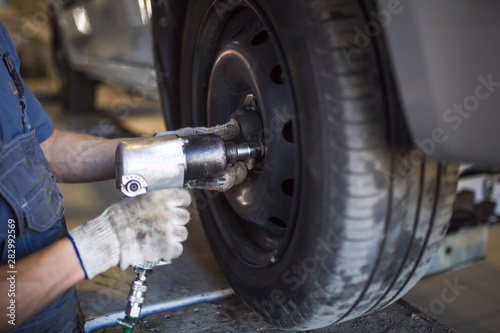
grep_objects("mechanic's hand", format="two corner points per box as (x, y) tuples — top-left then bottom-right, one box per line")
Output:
(68, 189), (191, 279)
(154, 119), (240, 141)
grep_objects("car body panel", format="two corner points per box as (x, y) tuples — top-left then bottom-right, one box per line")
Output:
(56, 0), (157, 95)
(376, 0), (500, 165)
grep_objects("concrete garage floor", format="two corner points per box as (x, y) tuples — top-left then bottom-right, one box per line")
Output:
(29, 80), (499, 332)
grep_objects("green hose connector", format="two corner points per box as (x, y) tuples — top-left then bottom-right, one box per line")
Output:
(122, 316), (137, 333)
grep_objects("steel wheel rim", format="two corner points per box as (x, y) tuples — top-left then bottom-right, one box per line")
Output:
(193, 5), (300, 267)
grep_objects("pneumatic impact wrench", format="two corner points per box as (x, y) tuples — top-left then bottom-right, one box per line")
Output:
(115, 114), (264, 332)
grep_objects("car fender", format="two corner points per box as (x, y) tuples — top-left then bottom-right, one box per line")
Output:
(375, 0), (500, 166)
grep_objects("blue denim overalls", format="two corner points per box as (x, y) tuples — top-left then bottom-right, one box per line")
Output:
(0, 43), (81, 332)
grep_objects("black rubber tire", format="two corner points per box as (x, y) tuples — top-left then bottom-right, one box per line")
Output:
(53, 24), (96, 113)
(152, 0), (187, 130)
(180, 0), (458, 329)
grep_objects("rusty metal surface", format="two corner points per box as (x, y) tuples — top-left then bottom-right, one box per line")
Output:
(425, 225), (489, 278)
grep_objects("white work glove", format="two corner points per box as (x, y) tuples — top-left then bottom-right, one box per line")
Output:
(156, 120), (252, 192)
(154, 119), (240, 141)
(68, 189), (191, 279)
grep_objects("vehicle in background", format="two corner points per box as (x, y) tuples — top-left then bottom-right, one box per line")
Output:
(52, 0), (156, 113)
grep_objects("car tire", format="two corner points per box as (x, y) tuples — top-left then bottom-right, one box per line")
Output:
(53, 24), (96, 113)
(180, 0), (458, 329)
(152, 0), (187, 130)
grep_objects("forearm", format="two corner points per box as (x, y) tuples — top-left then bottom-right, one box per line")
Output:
(40, 129), (125, 183)
(0, 238), (85, 330)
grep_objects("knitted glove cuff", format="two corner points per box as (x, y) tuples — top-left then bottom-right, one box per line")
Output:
(68, 210), (121, 279)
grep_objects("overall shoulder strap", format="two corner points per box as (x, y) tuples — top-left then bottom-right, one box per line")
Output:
(0, 41), (30, 132)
